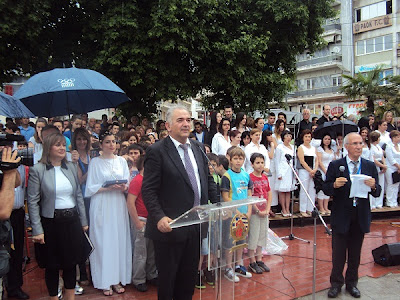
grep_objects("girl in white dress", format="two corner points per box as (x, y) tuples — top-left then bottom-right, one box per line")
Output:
(244, 128), (270, 173)
(369, 131), (387, 209)
(261, 130), (278, 216)
(272, 119), (285, 148)
(211, 118), (231, 155)
(231, 112), (250, 133)
(384, 130), (400, 207)
(360, 127), (373, 161)
(28, 117), (47, 164)
(316, 134), (336, 215)
(275, 131), (295, 217)
(85, 132), (132, 296)
(297, 129), (318, 217)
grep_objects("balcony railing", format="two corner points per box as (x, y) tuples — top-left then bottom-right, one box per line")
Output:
(297, 53), (342, 68)
(323, 23), (341, 31)
(288, 86), (341, 98)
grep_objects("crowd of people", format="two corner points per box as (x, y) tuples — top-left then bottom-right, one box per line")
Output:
(0, 104), (399, 300)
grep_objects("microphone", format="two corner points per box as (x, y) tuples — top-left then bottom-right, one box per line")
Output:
(285, 154), (293, 161)
(339, 166), (345, 177)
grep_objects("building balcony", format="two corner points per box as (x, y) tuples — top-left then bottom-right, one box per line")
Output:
(296, 54), (342, 72)
(288, 86), (341, 98)
(322, 23), (341, 32)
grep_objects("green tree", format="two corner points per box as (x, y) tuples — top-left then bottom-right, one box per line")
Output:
(2, 0), (333, 117)
(340, 67), (399, 115)
(0, 0), (87, 83)
(375, 75), (400, 118)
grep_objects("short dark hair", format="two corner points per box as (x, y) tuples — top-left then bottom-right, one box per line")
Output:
(217, 155), (229, 170)
(207, 153), (218, 163)
(250, 152), (264, 164)
(278, 112), (286, 119)
(194, 121), (202, 127)
(268, 112), (275, 117)
(128, 144), (144, 155)
(300, 129), (312, 142)
(224, 105), (233, 110)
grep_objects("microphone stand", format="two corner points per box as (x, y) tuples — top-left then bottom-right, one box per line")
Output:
(196, 143), (221, 300)
(282, 154), (332, 300)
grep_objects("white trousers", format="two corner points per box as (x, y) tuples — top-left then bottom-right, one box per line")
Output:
(370, 171), (385, 208)
(385, 171), (400, 207)
(298, 169), (316, 212)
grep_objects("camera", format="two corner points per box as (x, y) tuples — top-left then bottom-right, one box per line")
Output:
(0, 133), (34, 168)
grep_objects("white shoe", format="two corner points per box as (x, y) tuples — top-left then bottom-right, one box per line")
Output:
(224, 268), (239, 282)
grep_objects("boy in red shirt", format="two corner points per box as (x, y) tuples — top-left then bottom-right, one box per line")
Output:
(248, 153), (272, 274)
(127, 155), (157, 292)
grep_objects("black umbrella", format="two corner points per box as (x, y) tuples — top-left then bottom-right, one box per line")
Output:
(313, 120), (358, 139)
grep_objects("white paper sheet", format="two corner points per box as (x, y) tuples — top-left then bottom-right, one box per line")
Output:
(349, 174), (372, 198)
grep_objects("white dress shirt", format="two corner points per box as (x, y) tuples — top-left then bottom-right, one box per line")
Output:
(169, 136), (202, 197)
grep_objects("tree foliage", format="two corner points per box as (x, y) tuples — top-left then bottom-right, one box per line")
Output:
(340, 67), (400, 116)
(1, 0), (334, 117)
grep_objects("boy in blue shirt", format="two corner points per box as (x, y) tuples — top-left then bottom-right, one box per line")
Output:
(221, 147), (253, 282)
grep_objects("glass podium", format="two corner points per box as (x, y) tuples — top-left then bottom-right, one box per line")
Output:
(170, 197), (267, 299)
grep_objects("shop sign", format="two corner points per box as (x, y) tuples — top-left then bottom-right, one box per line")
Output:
(353, 14), (392, 34)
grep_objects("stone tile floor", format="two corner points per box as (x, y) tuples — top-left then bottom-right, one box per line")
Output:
(12, 218), (400, 299)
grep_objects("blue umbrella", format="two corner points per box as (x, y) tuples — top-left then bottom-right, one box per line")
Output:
(14, 67), (131, 117)
(0, 92), (35, 118)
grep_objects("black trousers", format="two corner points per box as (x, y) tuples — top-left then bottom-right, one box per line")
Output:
(330, 207), (365, 288)
(153, 232), (200, 300)
(7, 208), (25, 293)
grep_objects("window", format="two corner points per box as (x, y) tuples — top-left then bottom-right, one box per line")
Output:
(356, 34), (392, 56)
(306, 78), (316, 90)
(384, 34), (393, 50)
(375, 36), (383, 52)
(355, 1), (392, 22)
(379, 69), (393, 85)
(357, 41), (365, 55)
(366, 39), (374, 53)
(332, 75), (342, 87)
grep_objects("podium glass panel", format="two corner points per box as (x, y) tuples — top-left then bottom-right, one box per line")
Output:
(169, 197), (266, 299)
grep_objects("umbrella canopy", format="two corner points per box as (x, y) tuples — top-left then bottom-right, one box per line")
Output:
(313, 120), (358, 139)
(14, 67), (131, 117)
(0, 92), (35, 118)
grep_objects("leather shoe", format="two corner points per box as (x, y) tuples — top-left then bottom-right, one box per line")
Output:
(346, 286), (361, 298)
(8, 288), (30, 299)
(327, 286), (341, 298)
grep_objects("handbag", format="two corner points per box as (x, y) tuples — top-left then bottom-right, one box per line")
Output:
(82, 232), (94, 260)
(392, 171), (400, 184)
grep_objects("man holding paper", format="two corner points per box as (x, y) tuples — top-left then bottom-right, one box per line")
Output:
(323, 132), (381, 298)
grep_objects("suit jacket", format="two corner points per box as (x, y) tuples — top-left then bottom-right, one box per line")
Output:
(322, 157), (381, 234)
(142, 137), (218, 242)
(27, 161), (88, 236)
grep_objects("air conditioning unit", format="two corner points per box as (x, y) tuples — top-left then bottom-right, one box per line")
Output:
(334, 34), (342, 42)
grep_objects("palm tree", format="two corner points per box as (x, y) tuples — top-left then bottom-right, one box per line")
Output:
(340, 67), (391, 115)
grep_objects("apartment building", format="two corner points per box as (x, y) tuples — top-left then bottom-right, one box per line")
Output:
(287, 0), (398, 118)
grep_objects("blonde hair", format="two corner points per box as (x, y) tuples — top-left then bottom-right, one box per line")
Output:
(383, 111), (394, 125)
(39, 132), (67, 165)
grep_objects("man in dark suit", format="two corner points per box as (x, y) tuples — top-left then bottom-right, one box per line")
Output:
(322, 132), (381, 298)
(142, 105), (218, 300)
